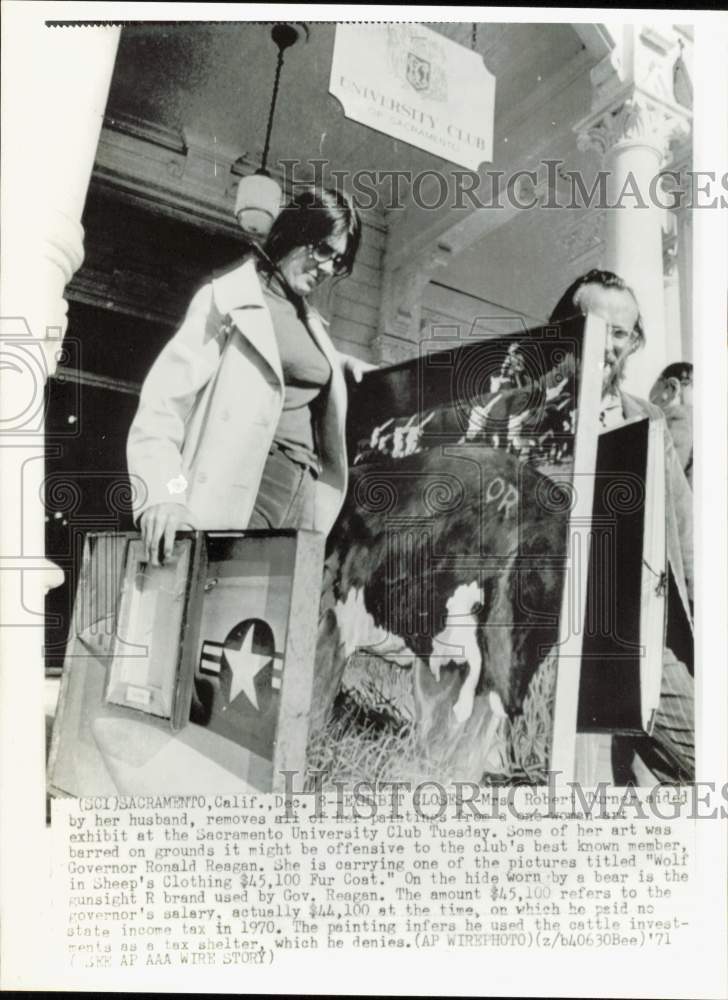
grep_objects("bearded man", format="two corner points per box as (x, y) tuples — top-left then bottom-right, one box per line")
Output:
(549, 269), (694, 784)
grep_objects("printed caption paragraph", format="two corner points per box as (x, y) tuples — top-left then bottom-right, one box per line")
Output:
(54, 787), (699, 970)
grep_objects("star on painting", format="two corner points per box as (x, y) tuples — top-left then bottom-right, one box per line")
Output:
(223, 624), (273, 710)
(198, 618), (282, 716)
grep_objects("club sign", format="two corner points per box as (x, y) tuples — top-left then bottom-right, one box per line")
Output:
(330, 23), (495, 170)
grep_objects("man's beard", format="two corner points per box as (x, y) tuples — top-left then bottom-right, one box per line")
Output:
(602, 352), (629, 396)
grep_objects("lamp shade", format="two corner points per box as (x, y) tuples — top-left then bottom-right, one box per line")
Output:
(235, 173), (283, 239)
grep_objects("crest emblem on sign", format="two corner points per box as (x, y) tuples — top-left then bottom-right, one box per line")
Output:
(385, 26), (448, 103)
(406, 52), (431, 92)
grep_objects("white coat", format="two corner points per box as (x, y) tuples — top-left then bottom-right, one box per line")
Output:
(126, 258), (349, 534)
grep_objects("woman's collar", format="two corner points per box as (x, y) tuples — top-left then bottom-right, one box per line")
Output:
(211, 257), (266, 314)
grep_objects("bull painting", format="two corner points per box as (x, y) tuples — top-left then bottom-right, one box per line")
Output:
(311, 326), (585, 784)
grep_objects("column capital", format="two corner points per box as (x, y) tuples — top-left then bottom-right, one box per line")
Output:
(576, 23), (692, 164)
(576, 91), (691, 164)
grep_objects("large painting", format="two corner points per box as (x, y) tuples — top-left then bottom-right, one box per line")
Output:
(310, 315), (664, 785)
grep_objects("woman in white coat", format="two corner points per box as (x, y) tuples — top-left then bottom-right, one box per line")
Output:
(127, 187), (368, 565)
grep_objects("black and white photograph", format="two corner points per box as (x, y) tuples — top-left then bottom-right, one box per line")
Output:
(1, 4), (726, 996)
(41, 16), (696, 792)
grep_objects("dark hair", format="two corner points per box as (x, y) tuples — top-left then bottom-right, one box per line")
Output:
(548, 268), (645, 349)
(262, 186), (361, 277)
(658, 361), (693, 383)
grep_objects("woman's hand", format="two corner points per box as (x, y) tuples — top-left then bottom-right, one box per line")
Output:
(139, 503), (194, 566)
(340, 353), (378, 384)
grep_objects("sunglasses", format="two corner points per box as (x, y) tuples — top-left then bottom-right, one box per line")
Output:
(307, 241), (348, 276)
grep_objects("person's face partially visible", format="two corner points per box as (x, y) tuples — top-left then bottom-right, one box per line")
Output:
(277, 230), (348, 298)
(650, 373), (693, 411)
(574, 283), (640, 395)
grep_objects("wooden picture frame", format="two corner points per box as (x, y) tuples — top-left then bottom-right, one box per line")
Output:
(47, 529), (324, 797)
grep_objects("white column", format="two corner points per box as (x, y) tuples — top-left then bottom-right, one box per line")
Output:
(662, 216), (684, 366)
(40, 25), (122, 356)
(605, 132), (666, 393)
(577, 97), (689, 396)
(4, 22), (120, 564)
(574, 23), (692, 398)
(676, 205), (693, 362)
(3, 22), (120, 347)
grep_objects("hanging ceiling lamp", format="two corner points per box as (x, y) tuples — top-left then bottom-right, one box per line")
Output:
(235, 22), (309, 240)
